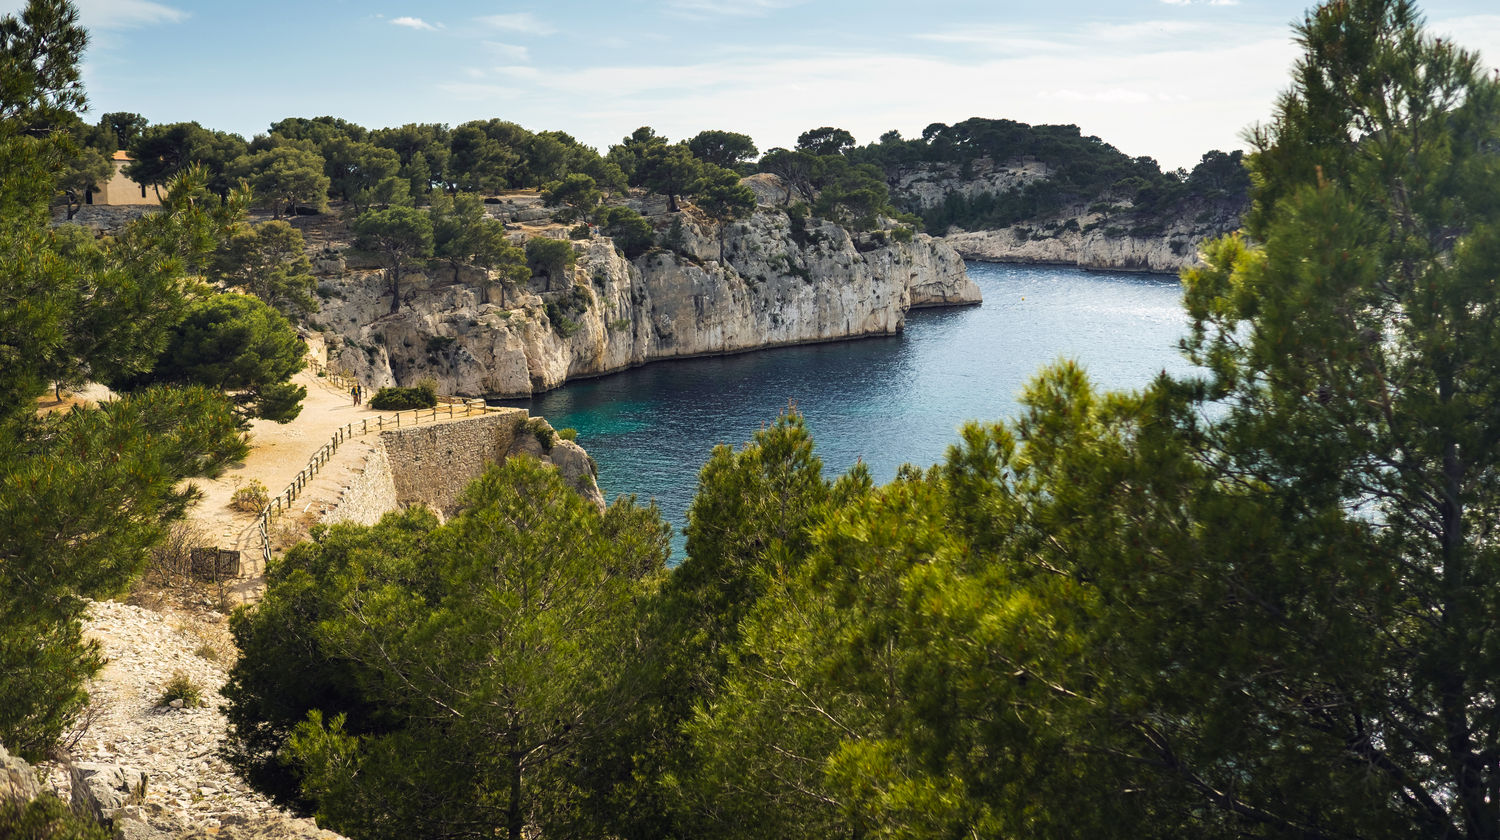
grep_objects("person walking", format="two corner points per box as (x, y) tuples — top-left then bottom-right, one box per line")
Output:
(351, 384), (360, 406)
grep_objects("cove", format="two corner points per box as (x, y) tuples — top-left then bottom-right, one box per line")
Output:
(502, 262), (1193, 556)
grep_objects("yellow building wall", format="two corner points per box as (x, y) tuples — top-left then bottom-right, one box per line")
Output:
(93, 160), (159, 206)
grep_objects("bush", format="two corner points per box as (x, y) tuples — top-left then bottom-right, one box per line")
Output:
(139, 520), (207, 590)
(525, 237), (577, 284)
(516, 416), (556, 452)
(597, 206), (654, 259)
(569, 223), (592, 240)
(159, 672), (203, 708)
(230, 480), (269, 514)
(369, 384), (437, 410)
(556, 428), (578, 442)
(0, 794), (111, 840)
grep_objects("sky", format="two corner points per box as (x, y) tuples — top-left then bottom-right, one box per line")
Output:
(23, 0), (1500, 170)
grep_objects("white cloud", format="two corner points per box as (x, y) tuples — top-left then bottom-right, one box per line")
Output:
(437, 28), (1300, 169)
(482, 41), (531, 62)
(1427, 14), (1500, 72)
(919, 19), (1217, 53)
(391, 16), (439, 31)
(71, 0), (185, 30)
(477, 13), (554, 35)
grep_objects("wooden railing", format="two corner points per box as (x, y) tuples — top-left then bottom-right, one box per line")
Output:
(254, 364), (505, 568)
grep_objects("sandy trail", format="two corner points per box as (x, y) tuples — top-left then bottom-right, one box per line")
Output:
(184, 354), (486, 604)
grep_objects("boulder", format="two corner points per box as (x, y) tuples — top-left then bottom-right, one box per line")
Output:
(548, 439), (605, 511)
(742, 172), (796, 207)
(0, 742), (41, 805)
(70, 762), (146, 823)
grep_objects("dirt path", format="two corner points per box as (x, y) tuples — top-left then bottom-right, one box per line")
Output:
(185, 353), (495, 604)
(188, 366), (376, 564)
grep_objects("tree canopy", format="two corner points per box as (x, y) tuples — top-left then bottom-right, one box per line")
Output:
(687, 130), (758, 169)
(352, 206), (434, 315)
(0, 0), (248, 759)
(430, 192), (528, 302)
(119, 292), (309, 424)
(225, 458), (670, 840)
(209, 220), (319, 318)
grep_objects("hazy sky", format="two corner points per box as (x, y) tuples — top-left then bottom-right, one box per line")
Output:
(32, 0), (1500, 169)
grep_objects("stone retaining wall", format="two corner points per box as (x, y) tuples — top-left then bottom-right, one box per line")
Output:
(322, 443), (397, 527)
(381, 409), (526, 514)
(322, 409), (603, 527)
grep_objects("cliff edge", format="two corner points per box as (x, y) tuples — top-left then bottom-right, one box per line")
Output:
(313, 187), (979, 398)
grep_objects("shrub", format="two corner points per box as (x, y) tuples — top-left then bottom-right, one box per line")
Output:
(525, 237), (577, 283)
(569, 223), (592, 240)
(596, 206), (654, 259)
(659, 217), (687, 253)
(139, 520), (206, 590)
(369, 384), (437, 410)
(0, 794), (111, 840)
(518, 416), (556, 452)
(556, 428), (578, 442)
(230, 480), (269, 514)
(544, 303), (581, 338)
(545, 285), (593, 339)
(195, 643), (219, 662)
(159, 672), (203, 708)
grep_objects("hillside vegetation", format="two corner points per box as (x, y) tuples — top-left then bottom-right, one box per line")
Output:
(10, 1), (1500, 839)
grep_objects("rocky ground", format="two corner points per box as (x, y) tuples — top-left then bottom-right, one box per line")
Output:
(27, 358), (389, 836)
(40, 600), (341, 838)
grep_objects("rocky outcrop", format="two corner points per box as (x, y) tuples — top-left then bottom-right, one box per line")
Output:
(894, 159), (1051, 211)
(1, 742), (41, 805)
(941, 199), (1241, 274)
(71, 762), (147, 823)
(886, 155), (1247, 274)
(946, 222), (1199, 274)
(315, 197), (979, 399)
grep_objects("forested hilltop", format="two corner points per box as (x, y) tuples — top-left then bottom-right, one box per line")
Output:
(58, 100), (1242, 276)
(853, 119), (1249, 235)
(10, 0), (1500, 839)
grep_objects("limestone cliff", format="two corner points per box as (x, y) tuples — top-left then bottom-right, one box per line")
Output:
(942, 198), (1242, 274)
(313, 199), (979, 398)
(887, 157), (1248, 274)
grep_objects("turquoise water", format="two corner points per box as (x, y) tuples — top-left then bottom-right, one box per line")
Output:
(504, 262), (1191, 554)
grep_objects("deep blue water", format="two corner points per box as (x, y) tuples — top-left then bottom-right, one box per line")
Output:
(503, 262), (1191, 554)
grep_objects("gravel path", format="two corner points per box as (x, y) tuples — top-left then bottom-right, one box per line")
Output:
(45, 600), (337, 837)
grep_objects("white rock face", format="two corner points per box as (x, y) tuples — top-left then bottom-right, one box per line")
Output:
(315, 205), (979, 398)
(895, 158), (1051, 211)
(944, 223), (1201, 274)
(888, 156), (1245, 274)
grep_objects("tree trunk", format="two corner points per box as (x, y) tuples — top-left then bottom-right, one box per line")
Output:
(507, 729), (524, 840)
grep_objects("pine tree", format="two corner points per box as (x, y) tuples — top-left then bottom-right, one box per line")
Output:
(0, 1), (247, 759)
